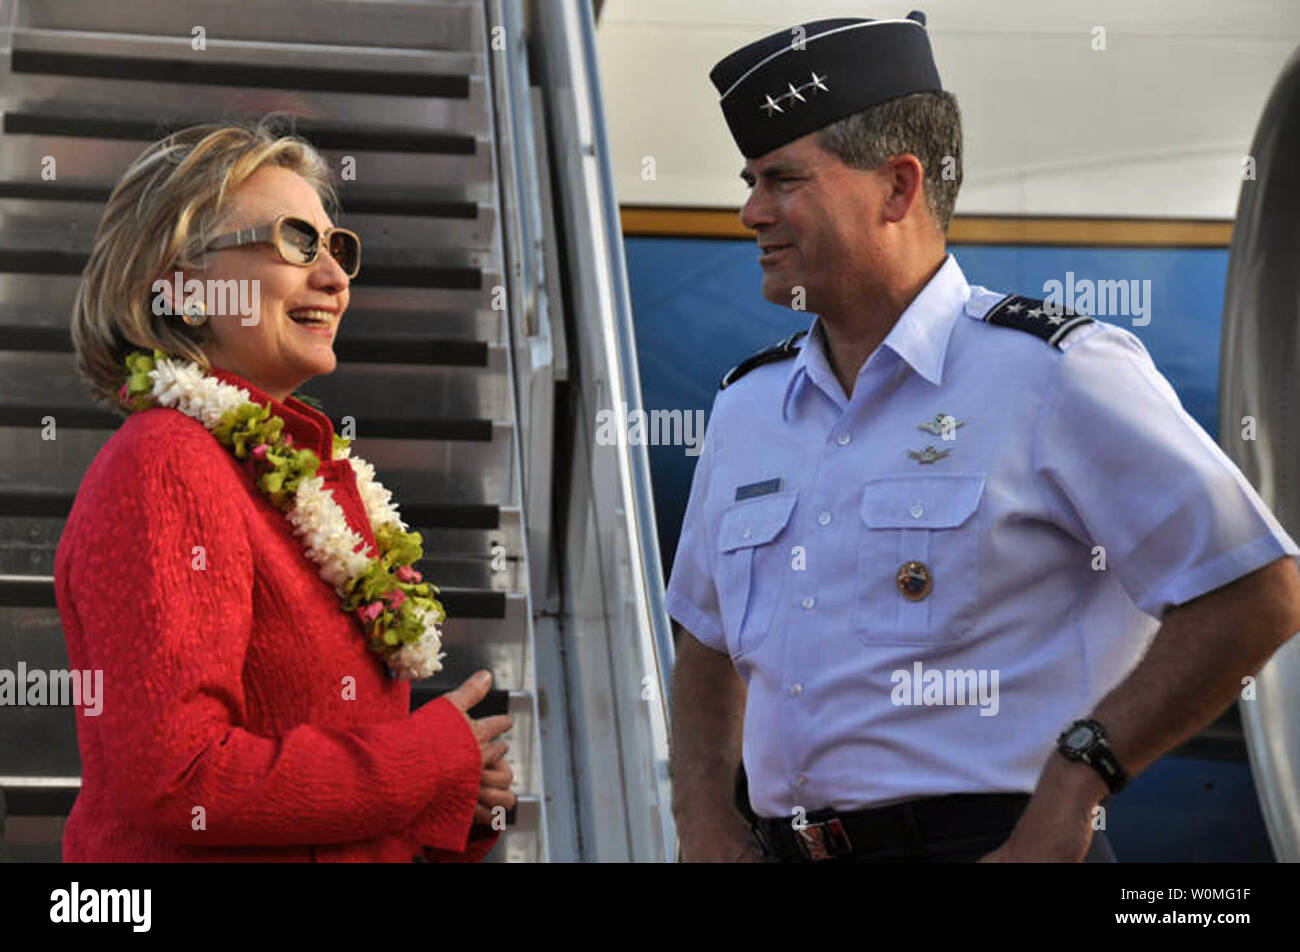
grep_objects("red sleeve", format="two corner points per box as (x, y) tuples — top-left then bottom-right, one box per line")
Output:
(58, 411), (483, 848)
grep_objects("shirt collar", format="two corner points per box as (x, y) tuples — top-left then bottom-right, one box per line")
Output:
(781, 254), (971, 420)
(208, 366), (336, 461)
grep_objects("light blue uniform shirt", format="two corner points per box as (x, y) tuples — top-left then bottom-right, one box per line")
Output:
(666, 253), (1298, 818)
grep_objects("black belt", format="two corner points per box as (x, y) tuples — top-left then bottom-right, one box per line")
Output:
(750, 792), (1032, 862)
(735, 763), (1031, 862)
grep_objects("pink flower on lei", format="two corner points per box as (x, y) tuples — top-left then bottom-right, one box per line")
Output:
(355, 601), (384, 626)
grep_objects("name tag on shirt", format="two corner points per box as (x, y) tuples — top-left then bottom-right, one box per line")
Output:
(735, 477), (782, 501)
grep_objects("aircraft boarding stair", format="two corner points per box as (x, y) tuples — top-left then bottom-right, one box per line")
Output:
(0, 0), (675, 863)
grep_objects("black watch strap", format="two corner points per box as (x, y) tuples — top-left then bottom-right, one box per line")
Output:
(1082, 738), (1127, 794)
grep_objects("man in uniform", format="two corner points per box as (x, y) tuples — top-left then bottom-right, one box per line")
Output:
(667, 11), (1300, 862)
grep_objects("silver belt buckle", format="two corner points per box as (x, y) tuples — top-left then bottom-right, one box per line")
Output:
(796, 817), (853, 861)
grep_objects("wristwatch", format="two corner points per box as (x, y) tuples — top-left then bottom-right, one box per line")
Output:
(1056, 718), (1128, 793)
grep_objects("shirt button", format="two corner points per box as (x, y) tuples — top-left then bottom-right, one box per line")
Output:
(817, 511), (831, 526)
(789, 682), (803, 697)
(910, 503), (924, 519)
(837, 433), (851, 446)
(800, 596), (815, 610)
(795, 773), (808, 786)
(742, 527), (752, 539)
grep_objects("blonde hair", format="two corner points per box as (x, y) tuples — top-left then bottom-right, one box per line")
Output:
(71, 115), (338, 409)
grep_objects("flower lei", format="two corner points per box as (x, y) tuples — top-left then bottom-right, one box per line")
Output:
(120, 349), (446, 680)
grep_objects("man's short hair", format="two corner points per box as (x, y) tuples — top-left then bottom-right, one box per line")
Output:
(816, 90), (963, 235)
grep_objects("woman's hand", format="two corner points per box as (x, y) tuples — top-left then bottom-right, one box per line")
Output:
(442, 671), (518, 826)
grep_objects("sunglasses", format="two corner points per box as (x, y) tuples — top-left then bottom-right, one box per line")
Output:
(206, 214), (361, 278)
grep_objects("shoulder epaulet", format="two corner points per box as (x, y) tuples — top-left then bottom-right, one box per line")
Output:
(719, 329), (808, 390)
(980, 294), (1094, 349)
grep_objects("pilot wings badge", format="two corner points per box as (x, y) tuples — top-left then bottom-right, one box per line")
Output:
(907, 445), (950, 465)
(917, 413), (963, 436)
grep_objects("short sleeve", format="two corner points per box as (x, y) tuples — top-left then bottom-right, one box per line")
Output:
(1033, 324), (1299, 618)
(665, 397), (727, 651)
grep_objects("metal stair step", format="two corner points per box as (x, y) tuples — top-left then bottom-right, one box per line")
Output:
(2, 112), (478, 155)
(347, 435), (519, 505)
(0, 322), (492, 368)
(0, 303), (506, 344)
(4, 24), (492, 135)
(328, 307), (507, 343)
(0, 488), (503, 528)
(0, 503), (523, 585)
(0, 574), (509, 618)
(14, 0), (480, 52)
(0, 183), (498, 256)
(0, 425), (518, 506)
(0, 777), (80, 817)
(0, 406), (495, 441)
(0, 180), (108, 202)
(0, 180), (484, 219)
(0, 129), (494, 190)
(0, 351), (508, 436)
(0, 243), (483, 289)
(11, 48), (475, 99)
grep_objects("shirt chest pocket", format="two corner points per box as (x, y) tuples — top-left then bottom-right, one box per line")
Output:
(853, 474), (985, 645)
(716, 491), (798, 658)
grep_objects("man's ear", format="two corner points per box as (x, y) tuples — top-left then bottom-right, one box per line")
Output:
(880, 154), (926, 224)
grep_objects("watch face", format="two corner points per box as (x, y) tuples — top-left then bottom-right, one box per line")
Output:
(1065, 725), (1094, 749)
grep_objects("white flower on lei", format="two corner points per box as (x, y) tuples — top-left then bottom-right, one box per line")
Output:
(387, 607), (445, 680)
(150, 359), (250, 429)
(286, 476), (372, 592)
(347, 455), (408, 533)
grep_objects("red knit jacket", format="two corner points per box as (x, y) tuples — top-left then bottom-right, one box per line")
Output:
(54, 367), (497, 862)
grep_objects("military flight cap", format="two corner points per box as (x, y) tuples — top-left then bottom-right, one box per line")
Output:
(710, 11), (942, 159)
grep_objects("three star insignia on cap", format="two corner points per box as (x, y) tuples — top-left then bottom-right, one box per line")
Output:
(758, 71), (830, 117)
(712, 16), (939, 159)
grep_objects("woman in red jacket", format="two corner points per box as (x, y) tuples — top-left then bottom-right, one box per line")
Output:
(55, 118), (515, 861)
